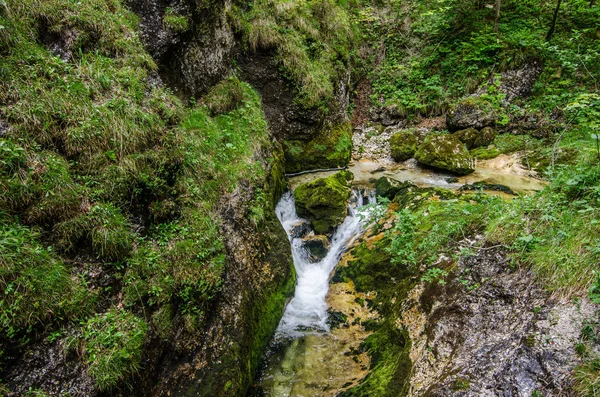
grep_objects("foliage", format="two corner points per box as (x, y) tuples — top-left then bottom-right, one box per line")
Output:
(232, 0), (357, 109)
(0, 218), (93, 340)
(163, 7), (189, 33)
(72, 309), (147, 391)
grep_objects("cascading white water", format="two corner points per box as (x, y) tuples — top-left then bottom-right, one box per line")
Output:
(274, 188), (377, 339)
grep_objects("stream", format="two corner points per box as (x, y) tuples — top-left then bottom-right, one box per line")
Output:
(251, 157), (547, 396)
(250, 189), (376, 396)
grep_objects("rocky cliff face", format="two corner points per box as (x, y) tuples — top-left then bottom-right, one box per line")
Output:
(128, 0), (236, 96)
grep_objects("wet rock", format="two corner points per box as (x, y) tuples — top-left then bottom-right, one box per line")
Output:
(0, 119), (9, 137)
(294, 171), (353, 234)
(446, 98), (497, 132)
(375, 177), (415, 200)
(302, 235), (330, 262)
(290, 221), (311, 239)
(389, 131), (418, 162)
(414, 134), (475, 175)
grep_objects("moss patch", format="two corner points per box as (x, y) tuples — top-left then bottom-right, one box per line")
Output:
(389, 131), (418, 162)
(415, 134), (475, 175)
(294, 171), (352, 234)
(283, 123), (352, 174)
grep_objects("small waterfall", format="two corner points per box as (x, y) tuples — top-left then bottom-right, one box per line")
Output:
(274, 188), (377, 339)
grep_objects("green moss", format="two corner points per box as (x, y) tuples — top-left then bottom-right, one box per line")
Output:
(283, 123), (353, 173)
(202, 77), (247, 116)
(414, 134), (475, 175)
(452, 377), (471, 391)
(389, 131), (418, 162)
(294, 171), (352, 234)
(454, 128), (479, 149)
(470, 145), (501, 160)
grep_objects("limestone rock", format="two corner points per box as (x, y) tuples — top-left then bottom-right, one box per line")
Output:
(414, 134), (475, 175)
(290, 221), (311, 239)
(446, 98), (497, 132)
(474, 126), (497, 148)
(294, 171), (352, 234)
(301, 235), (330, 262)
(389, 131), (418, 162)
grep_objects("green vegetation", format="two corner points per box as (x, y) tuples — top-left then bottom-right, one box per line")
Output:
(414, 134), (475, 175)
(0, 0), (286, 392)
(361, 0), (600, 119)
(389, 131), (418, 162)
(69, 309), (147, 391)
(164, 7), (189, 33)
(233, 0), (357, 110)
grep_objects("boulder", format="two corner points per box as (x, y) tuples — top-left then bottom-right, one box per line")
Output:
(290, 221), (311, 239)
(414, 134), (475, 175)
(474, 127), (496, 148)
(301, 235), (330, 262)
(375, 177), (415, 200)
(446, 98), (497, 132)
(389, 131), (418, 162)
(294, 171), (352, 234)
(453, 128), (479, 149)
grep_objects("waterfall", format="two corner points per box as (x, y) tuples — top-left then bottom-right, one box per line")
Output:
(274, 188), (377, 339)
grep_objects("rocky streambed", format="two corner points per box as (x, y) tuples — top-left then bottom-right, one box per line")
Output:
(250, 149), (592, 396)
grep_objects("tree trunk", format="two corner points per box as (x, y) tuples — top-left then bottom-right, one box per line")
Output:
(494, 0), (501, 33)
(546, 0), (562, 41)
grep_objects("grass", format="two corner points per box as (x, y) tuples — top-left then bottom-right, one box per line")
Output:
(232, 0), (357, 110)
(70, 309), (147, 391)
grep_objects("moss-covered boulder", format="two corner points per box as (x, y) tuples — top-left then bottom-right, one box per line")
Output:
(414, 134), (475, 175)
(375, 177), (415, 200)
(446, 97), (497, 132)
(474, 126), (496, 148)
(294, 171), (352, 234)
(453, 128), (479, 149)
(389, 131), (418, 162)
(284, 123), (353, 174)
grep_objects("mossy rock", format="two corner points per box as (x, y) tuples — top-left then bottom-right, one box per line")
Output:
(414, 134), (475, 175)
(375, 177), (415, 200)
(389, 131), (418, 162)
(283, 123), (353, 173)
(470, 145), (501, 160)
(446, 97), (497, 132)
(474, 127), (496, 147)
(453, 128), (479, 149)
(294, 171), (352, 234)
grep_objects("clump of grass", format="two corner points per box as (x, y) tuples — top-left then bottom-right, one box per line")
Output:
(202, 77), (247, 116)
(0, 217), (93, 340)
(54, 202), (133, 261)
(163, 7), (189, 33)
(71, 309), (147, 391)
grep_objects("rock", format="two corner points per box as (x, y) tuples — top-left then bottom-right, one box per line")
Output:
(290, 221), (311, 239)
(375, 177), (415, 200)
(389, 131), (418, 162)
(414, 134), (475, 175)
(453, 128), (479, 149)
(380, 105), (402, 126)
(294, 171), (352, 234)
(301, 235), (330, 262)
(458, 182), (516, 195)
(474, 126), (496, 148)
(497, 62), (543, 102)
(446, 98), (497, 132)
(283, 123), (353, 173)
